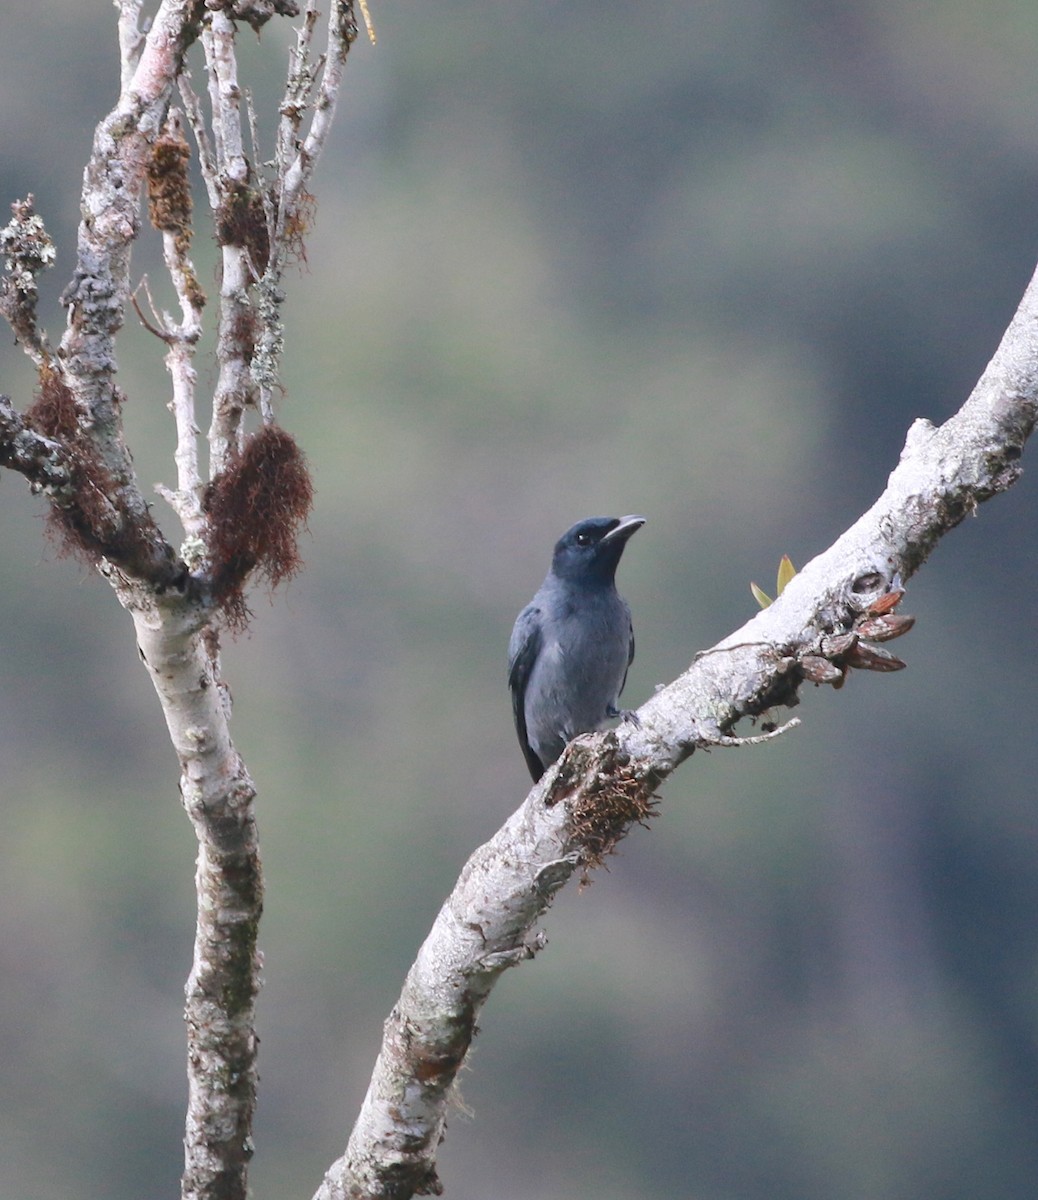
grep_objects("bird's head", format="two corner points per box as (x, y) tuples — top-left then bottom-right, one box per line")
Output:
(550, 515), (646, 585)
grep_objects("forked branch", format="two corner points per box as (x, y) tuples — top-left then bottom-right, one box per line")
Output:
(0, 6), (352, 1200)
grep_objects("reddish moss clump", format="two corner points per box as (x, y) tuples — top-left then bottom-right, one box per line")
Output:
(554, 739), (659, 882)
(145, 121), (205, 310)
(229, 306), (259, 365)
(27, 363), (82, 442)
(25, 366), (160, 570)
(203, 424), (314, 628)
(146, 125), (192, 240)
(282, 186), (316, 267)
(216, 181), (271, 273)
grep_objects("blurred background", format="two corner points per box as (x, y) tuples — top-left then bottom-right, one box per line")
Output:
(2, 2), (1038, 1198)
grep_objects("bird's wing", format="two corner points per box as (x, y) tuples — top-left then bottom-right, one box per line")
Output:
(508, 603), (546, 781)
(618, 601), (635, 697)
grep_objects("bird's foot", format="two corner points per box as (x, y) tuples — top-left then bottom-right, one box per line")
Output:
(607, 704), (641, 727)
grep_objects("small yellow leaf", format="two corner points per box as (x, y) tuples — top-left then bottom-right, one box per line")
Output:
(776, 554), (797, 596)
(750, 581), (772, 609)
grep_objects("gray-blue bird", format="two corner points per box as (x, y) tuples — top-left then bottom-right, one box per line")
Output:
(508, 515), (646, 781)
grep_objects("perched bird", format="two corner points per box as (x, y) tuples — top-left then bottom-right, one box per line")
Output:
(508, 515), (646, 781)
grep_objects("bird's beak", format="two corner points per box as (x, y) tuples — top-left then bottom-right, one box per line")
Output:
(601, 514), (646, 543)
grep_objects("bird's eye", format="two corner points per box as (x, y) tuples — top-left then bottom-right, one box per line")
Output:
(575, 532), (592, 546)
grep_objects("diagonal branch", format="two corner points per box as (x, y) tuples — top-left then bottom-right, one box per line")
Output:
(116, 0), (147, 92)
(0, 392), (75, 491)
(316, 263), (1038, 1200)
(60, 0), (206, 505)
(0, 195), (56, 367)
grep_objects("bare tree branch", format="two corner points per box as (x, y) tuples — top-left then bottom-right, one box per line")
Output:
(60, 0), (205, 503)
(144, 109), (208, 538)
(116, 0), (147, 93)
(315, 264), (1038, 1200)
(202, 11), (262, 472)
(0, 195), (55, 366)
(254, 0), (359, 416)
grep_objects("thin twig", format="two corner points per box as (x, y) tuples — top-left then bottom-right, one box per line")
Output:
(130, 277), (173, 341)
(116, 0), (146, 93)
(275, 2), (321, 185)
(179, 76), (221, 209)
(202, 11), (259, 473)
(161, 281), (205, 535)
(204, 11), (249, 185)
(275, 1), (357, 271)
(250, 2), (358, 417)
(698, 717), (801, 747)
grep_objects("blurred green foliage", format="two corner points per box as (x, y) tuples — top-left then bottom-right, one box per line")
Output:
(1, 2), (1038, 1198)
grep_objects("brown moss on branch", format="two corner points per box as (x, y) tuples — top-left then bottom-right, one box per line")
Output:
(146, 118), (206, 310)
(229, 305), (259, 365)
(555, 738), (659, 878)
(203, 424), (314, 628)
(146, 123), (193, 241)
(24, 367), (170, 577)
(27, 364), (83, 443)
(208, 0), (301, 32)
(282, 186), (316, 268)
(216, 182), (271, 273)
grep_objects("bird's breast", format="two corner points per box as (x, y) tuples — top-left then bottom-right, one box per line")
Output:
(525, 592), (630, 732)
